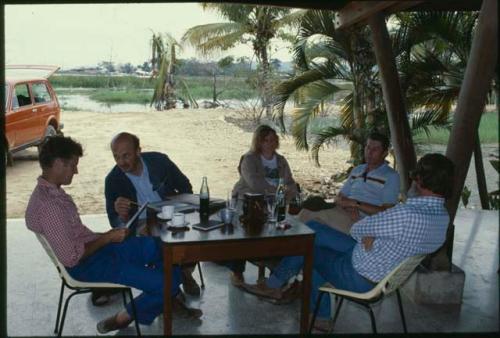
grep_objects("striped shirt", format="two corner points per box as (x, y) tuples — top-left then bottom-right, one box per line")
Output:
(350, 196), (449, 282)
(340, 162), (400, 207)
(25, 177), (99, 267)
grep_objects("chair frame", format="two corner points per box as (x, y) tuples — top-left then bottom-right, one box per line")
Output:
(309, 254), (426, 334)
(36, 234), (142, 337)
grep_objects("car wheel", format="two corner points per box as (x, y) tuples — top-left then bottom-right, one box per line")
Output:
(44, 125), (57, 138)
(37, 125), (57, 154)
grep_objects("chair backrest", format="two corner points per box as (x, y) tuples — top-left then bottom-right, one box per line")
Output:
(380, 254), (426, 296)
(35, 233), (81, 286)
(35, 233), (126, 289)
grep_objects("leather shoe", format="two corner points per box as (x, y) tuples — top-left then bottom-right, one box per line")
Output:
(96, 313), (132, 334)
(182, 272), (201, 296)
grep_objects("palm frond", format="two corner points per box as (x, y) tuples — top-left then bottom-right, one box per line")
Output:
(289, 80), (342, 150)
(310, 126), (351, 166)
(273, 69), (325, 131)
(182, 22), (244, 55)
(410, 109), (451, 138)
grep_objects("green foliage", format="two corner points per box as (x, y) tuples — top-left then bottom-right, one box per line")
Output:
(183, 4), (305, 114)
(275, 10), (488, 166)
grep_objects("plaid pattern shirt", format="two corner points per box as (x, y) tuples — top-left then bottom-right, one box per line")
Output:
(25, 177), (99, 267)
(350, 196), (449, 282)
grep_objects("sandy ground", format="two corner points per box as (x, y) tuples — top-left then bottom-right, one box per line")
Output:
(6, 108), (352, 218)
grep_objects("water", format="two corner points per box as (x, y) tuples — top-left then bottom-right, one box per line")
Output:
(57, 94), (296, 114)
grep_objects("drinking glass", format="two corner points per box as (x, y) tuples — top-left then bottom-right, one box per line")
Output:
(265, 195), (277, 223)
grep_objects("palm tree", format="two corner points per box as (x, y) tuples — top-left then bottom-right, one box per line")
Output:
(182, 3), (304, 117)
(150, 32), (198, 110)
(274, 10), (460, 166)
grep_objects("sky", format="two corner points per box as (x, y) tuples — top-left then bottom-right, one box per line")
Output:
(5, 3), (293, 70)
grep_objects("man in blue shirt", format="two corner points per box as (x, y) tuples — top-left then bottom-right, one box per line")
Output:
(243, 153), (454, 332)
(299, 132), (400, 234)
(104, 132), (200, 296)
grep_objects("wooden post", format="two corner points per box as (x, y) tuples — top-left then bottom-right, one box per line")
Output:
(474, 132), (490, 210)
(368, 13), (417, 194)
(431, 0), (498, 270)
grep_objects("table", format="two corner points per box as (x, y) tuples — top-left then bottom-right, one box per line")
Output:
(159, 211), (315, 335)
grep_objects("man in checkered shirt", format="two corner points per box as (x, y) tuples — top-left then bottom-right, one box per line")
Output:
(243, 153), (454, 331)
(25, 136), (202, 334)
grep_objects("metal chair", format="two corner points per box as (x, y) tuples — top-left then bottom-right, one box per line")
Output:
(35, 233), (142, 337)
(309, 254), (426, 334)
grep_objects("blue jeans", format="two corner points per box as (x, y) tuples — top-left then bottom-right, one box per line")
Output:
(269, 221), (374, 318)
(67, 236), (182, 325)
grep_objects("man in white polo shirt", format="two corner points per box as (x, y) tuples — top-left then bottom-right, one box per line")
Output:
(299, 132), (400, 234)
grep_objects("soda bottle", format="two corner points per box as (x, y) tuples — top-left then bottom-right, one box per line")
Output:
(275, 178), (286, 222)
(200, 176), (210, 223)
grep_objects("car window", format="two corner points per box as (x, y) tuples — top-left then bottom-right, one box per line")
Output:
(13, 84), (31, 108)
(32, 82), (52, 104)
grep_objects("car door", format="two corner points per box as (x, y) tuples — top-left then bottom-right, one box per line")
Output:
(31, 81), (57, 138)
(6, 82), (38, 147)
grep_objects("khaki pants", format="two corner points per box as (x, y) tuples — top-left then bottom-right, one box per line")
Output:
(297, 206), (355, 234)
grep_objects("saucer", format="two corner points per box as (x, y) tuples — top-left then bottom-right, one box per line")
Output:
(157, 212), (172, 221)
(166, 221), (190, 228)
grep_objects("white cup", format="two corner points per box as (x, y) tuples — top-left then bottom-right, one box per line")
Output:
(161, 205), (175, 219)
(172, 213), (185, 227)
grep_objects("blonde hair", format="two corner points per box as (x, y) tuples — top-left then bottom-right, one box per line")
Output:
(250, 125), (279, 153)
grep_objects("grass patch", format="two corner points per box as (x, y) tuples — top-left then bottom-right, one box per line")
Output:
(414, 110), (498, 144)
(51, 75), (154, 89)
(89, 89), (153, 104)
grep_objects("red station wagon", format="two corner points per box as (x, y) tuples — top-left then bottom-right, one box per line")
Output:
(4, 65), (63, 165)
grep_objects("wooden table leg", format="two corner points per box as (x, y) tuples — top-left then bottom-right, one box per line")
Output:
(300, 236), (314, 334)
(163, 245), (173, 336)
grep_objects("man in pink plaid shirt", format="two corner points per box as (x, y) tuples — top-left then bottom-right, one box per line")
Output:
(25, 136), (202, 333)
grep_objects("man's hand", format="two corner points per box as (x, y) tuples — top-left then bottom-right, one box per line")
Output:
(345, 207), (360, 222)
(114, 197), (132, 221)
(362, 236), (375, 251)
(105, 228), (129, 243)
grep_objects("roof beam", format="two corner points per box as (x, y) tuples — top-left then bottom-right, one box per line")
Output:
(334, 1), (423, 29)
(334, 1), (397, 29)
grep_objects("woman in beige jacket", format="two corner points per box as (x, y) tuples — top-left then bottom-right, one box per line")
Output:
(232, 125), (298, 201)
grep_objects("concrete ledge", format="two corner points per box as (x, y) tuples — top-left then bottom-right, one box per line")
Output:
(403, 264), (465, 305)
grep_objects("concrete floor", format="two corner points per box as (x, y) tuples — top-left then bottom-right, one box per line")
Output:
(6, 209), (499, 336)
